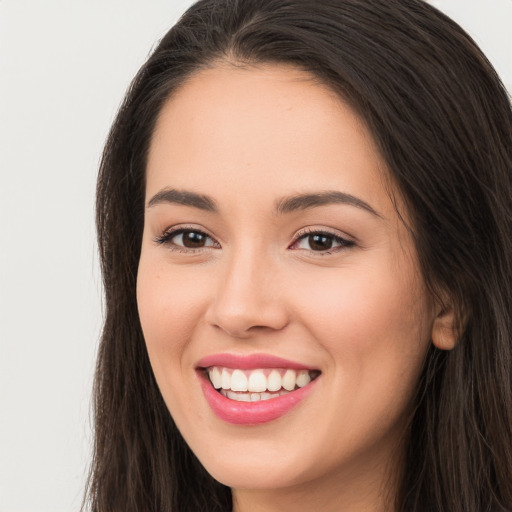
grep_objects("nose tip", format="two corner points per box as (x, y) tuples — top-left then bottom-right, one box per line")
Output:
(204, 260), (289, 339)
(208, 300), (289, 339)
(209, 297), (288, 339)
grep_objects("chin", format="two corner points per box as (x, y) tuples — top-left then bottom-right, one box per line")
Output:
(202, 457), (307, 490)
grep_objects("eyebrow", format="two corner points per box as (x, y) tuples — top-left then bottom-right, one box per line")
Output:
(146, 188), (380, 218)
(147, 188), (217, 211)
(275, 191), (381, 217)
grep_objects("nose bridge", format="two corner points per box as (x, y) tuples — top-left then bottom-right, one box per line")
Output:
(206, 240), (288, 337)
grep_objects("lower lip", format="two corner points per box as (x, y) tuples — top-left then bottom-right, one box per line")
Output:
(198, 371), (318, 425)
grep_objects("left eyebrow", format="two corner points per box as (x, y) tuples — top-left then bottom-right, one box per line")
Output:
(274, 191), (382, 218)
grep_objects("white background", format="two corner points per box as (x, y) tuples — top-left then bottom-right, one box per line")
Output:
(0, 1), (510, 511)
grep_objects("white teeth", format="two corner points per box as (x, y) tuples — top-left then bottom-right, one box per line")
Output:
(296, 370), (311, 388)
(208, 366), (318, 397)
(210, 367), (222, 389)
(282, 369), (296, 391)
(248, 370), (267, 392)
(267, 370), (282, 392)
(221, 368), (231, 390)
(221, 389), (289, 402)
(227, 390), (249, 401)
(231, 369), (248, 391)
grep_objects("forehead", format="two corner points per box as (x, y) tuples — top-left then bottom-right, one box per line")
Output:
(146, 63), (396, 219)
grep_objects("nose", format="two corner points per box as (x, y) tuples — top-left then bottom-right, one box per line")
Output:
(204, 247), (289, 339)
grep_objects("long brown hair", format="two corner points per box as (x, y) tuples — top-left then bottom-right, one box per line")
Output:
(85, 1), (512, 510)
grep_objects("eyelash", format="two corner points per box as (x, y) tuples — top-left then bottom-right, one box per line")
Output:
(154, 226), (355, 255)
(154, 226), (219, 253)
(291, 228), (355, 255)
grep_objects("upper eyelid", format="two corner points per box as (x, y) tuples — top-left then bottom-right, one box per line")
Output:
(290, 231), (353, 248)
(154, 225), (220, 247)
(158, 226), (350, 238)
(159, 225), (216, 239)
(154, 225), (355, 248)
(293, 226), (354, 243)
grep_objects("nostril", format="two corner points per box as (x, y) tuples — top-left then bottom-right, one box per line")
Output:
(204, 270), (289, 336)
(207, 309), (289, 339)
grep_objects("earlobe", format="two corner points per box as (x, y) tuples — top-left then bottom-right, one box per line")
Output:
(431, 305), (458, 350)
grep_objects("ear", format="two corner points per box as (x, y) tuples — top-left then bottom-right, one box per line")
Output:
(431, 302), (458, 350)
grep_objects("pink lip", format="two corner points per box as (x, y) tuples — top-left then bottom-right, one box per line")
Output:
(196, 353), (314, 370)
(196, 353), (319, 425)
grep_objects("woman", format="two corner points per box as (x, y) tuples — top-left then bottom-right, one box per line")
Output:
(85, 0), (512, 510)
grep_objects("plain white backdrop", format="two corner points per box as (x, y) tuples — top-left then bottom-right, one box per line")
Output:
(0, 1), (510, 511)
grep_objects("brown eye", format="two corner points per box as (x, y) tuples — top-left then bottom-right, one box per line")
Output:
(308, 234), (333, 251)
(292, 230), (354, 253)
(181, 230), (208, 248)
(155, 228), (219, 250)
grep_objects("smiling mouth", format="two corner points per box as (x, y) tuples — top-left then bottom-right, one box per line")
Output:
(204, 367), (321, 402)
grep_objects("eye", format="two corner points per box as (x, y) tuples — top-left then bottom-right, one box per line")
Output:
(290, 230), (354, 253)
(154, 228), (220, 250)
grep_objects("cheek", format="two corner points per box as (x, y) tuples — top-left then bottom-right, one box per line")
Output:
(284, 260), (432, 461)
(136, 255), (208, 372)
(290, 256), (432, 393)
(298, 267), (422, 333)
(136, 256), (216, 429)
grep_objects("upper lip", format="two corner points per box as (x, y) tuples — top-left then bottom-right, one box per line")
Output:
(196, 353), (318, 371)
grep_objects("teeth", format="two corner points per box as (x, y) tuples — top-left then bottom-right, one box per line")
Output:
(211, 367), (222, 389)
(296, 370), (311, 388)
(248, 371), (267, 392)
(221, 368), (231, 390)
(282, 369), (296, 391)
(231, 369), (248, 391)
(267, 370), (282, 392)
(227, 390), (250, 401)
(221, 389), (284, 402)
(207, 366), (318, 397)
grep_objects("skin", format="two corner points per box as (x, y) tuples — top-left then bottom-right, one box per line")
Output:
(137, 63), (453, 512)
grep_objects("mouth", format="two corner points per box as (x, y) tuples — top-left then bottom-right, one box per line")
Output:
(205, 366), (321, 402)
(196, 354), (321, 425)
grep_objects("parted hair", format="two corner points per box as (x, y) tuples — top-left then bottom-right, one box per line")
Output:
(85, 1), (512, 510)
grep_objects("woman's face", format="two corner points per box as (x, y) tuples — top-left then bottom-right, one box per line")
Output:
(137, 64), (437, 499)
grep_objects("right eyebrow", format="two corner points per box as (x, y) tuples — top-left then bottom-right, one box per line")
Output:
(146, 188), (218, 212)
